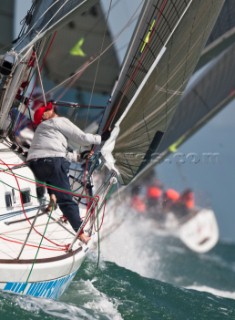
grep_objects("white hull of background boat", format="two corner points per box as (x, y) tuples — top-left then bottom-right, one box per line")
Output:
(178, 208), (219, 253)
(156, 208), (219, 253)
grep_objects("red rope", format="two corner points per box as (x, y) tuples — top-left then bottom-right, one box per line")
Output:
(0, 235), (65, 251)
(0, 159), (100, 246)
(0, 159), (68, 250)
(13, 32), (57, 135)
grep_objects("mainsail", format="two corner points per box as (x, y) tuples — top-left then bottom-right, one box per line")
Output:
(101, 0), (224, 185)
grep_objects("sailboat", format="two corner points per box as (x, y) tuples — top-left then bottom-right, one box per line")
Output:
(0, 0), (225, 299)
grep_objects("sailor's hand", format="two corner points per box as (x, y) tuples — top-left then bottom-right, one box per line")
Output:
(80, 150), (94, 160)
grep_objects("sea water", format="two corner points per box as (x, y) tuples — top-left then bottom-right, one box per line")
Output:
(0, 212), (235, 320)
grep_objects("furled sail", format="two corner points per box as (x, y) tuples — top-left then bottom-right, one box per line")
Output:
(101, 0), (224, 185)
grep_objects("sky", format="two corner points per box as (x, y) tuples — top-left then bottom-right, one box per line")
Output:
(157, 101), (235, 242)
(14, 1), (235, 243)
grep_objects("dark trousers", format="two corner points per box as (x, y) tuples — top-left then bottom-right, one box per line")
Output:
(29, 157), (82, 232)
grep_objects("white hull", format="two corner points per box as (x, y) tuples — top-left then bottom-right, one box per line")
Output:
(0, 250), (87, 299)
(0, 141), (92, 299)
(155, 208), (219, 253)
(178, 208), (219, 253)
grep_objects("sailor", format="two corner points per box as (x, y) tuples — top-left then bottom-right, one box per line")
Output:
(27, 101), (110, 244)
(146, 180), (163, 209)
(178, 188), (195, 210)
(130, 185), (146, 213)
(162, 188), (180, 212)
(165, 188), (195, 218)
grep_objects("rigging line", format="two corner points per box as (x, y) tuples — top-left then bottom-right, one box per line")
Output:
(13, 33), (56, 135)
(107, 0), (194, 130)
(29, 32), (57, 104)
(98, 1), (145, 108)
(11, 53), (37, 136)
(55, 59), (91, 101)
(17, 208), (42, 259)
(91, 175), (117, 267)
(1, 166), (96, 204)
(0, 217), (67, 251)
(35, 53), (47, 105)
(0, 171), (72, 249)
(67, 174), (116, 251)
(93, 182), (112, 232)
(0, 162), (67, 249)
(68, 193), (101, 251)
(11, 32), (56, 136)
(1, 220), (64, 237)
(23, 209), (57, 290)
(0, 235), (65, 252)
(15, 0), (64, 54)
(44, 58), (91, 100)
(84, 0), (113, 128)
(17, 0), (92, 55)
(104, 1), (168, 129)
(93, 199), (106, 269)
(30, 0), (70, 35)
(43, 1), (143, 101)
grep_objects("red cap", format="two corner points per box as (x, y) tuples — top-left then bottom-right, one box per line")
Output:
(34, 101), (53, 125)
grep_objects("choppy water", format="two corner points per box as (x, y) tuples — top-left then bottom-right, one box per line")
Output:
(1, 213), (235, 320)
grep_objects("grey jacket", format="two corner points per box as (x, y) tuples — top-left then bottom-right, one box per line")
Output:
(27, 117), (101, 161)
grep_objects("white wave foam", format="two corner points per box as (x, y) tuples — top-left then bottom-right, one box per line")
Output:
(13, 279), (123, 320)
(187, 285), (235, 300)
(100, 205), (164, 279)
(80, 279), (123, 320)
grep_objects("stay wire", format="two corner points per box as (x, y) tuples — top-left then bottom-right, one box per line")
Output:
(84, 0), (113, 129)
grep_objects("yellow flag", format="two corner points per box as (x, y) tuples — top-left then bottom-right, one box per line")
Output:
(70, 38), (86, 57)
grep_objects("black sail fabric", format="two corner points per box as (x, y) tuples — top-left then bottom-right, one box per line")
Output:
(103, 0), (224, 185)
(157, 42), (235, 159)
(197, 0), (235, 69)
